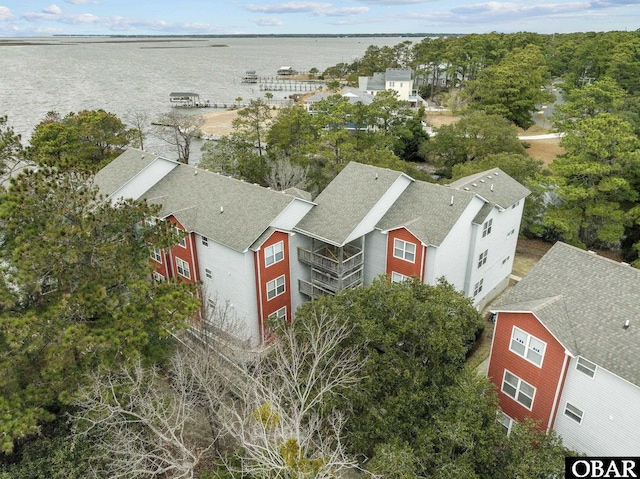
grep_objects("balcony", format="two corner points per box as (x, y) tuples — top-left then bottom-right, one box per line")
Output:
(298, 279), (333, 299)
(297, 243), (363, 276)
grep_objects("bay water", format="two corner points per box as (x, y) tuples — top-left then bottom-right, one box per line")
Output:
(0, 36), (416, 159)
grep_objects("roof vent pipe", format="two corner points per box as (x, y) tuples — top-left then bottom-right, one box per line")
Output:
(491, 184), (494, 192)
(220, 206), (224, 214)
(624, 320), (630, 330)
(450, 195), (454, 206)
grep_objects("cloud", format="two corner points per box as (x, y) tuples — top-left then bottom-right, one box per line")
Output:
(43, 4), (63, 15)
(319, 6), (370, 15)
(252, 16), (284, 26)
(245, 2), (332, 13)
(0, 6), (14, 21)
(355, 0), (432, 4)
(65, 0), (91, 4)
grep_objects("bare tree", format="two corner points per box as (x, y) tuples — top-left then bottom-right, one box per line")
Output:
(218, 308), (363, 479)
(265, 158), (309, 191)
(126, 110), (151, 151)
(73, 308), (362, 479)
(155, 110), (205, 164)
(73, 359), (216, 479)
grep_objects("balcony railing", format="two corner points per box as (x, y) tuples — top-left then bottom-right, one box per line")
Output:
(299, 279), (333, 299)
(297, 245), (363, 275)
(311, 268), (362, 293)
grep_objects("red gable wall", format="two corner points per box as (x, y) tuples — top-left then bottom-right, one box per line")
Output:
(488, 311), (569, 429)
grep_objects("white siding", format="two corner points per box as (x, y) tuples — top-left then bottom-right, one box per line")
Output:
(554, 357), (640, 455)
(364, 230), (387, 285)
(345, 175), (413, 244)
(196, 234), (260, 346)
(386, 81), (412, 102)
(466, 202), (523, 309)
(428, 197), (483, 292)
(110, 158), (177, 202)
(270, 198), (315, 231)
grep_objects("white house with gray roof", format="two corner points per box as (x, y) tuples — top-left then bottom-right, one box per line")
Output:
(488, 242), (640, 455)
(96, 148), (529, 346)
(358, 68), (421, 106)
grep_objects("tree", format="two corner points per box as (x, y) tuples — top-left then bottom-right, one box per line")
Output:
(28, 110), (134, 172)
(543, 113), (640, 248)
(126, 110), (151, 151)
(73, 357), (213, 479)
(72, 306), (362, 479)
(265, 158), (309, 192)
(464, 45), (554, 129)
(0, 115), (24, 180)
(155, 110), (205, 164)
(266, 104), (320, 162)
(232, 99), (273, 157)
(199, 135), (269, 185)
(219, 309), (362, 479)
(0, 168), (198, 453)
(419, 111), (526, 177)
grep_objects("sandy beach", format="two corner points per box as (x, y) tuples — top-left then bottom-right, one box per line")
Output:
(200, 109), (241, 136)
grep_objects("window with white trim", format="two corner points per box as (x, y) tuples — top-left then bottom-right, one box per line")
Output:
(267, 275), (285, 300)
(151, 247), (162, 263)
(176, 258), (191, 279)
(268, 306), (287, 322)
(497, 411), (514, 435)
(473, 278), (483, 297)
(510, 327), (546, 367)
(153, 271), (164, 282)
(502, 370), (535, 410)
(564, 402), (584, 424)
(265, 241), (284, 267)
(576, 357), (597, 378)
(478, 249), (488, 268)
(175, 226), (186, 248)
(507, 229), (515, 239)
(391, 272), (409, 283)
(202, 236), (209, 247)
(393, 238), (416, 263)
(205, 268), (212, 279)
(502, 255), (511, 265)
(482, 218), (493, 237)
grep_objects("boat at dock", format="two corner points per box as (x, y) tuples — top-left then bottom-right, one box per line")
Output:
(242, 69), (259, 83)
(169, 92), (212, 108)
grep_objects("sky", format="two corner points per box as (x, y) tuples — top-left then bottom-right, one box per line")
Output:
(0, 0), (638, 37)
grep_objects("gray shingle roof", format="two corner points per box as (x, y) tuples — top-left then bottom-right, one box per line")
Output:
(294, 162), (409, 245)
(385, 68), (413, 82)
(93, 148), (157, 197)
(447, 168), (530, 209)
(377, 181), (476, 246)
(142, 165), (298, 252)
(305, 88), (374, 106)
(494, 242), (640, 387)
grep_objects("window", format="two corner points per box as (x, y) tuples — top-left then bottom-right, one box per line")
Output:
(268, 306), (287, 322)
(389, 81), (395, 87)
(512, 201), (520, 209)
(576, 357), (597, 378)
(507, 229), (515, 238)
(478, 250), (488, 268)
(267, 275), (285, 300)
(151, 247), (162, 263)
(393, 238), (416, 263)
(202, 236), (209, 247)
(510, 327), (546, 367)
(564, 402), (584, 424)
(205, 268), (212, 279)
(391, 272), (409, 283)
(175, 226), (186, 248)
(497, 412), (514, 435)
(482, 219), (493, 237)
(265, 241), (284, 266)
(502, 255), (511, 265)
(502, 370), (535, 410)
(473, 278), (483, 297)
(153, 271), (164, 282)
(176, 258), (190, 279)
